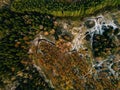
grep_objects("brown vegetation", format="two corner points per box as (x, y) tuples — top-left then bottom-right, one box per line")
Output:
(29, 39), (119, 90)
(0, 0), (10, 8)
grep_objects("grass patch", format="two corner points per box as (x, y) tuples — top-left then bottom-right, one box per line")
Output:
(11, 0), (120, 17)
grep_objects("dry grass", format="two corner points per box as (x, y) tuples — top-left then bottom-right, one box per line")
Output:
(0, 0), (10, 8)
(29, 40), (119, 90)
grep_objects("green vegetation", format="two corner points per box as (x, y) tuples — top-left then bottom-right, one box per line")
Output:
(92, 26), (120, 57)
(0, 0), (120, 89)
(0, 7), (55, 89)
(11, 0), (120, 17)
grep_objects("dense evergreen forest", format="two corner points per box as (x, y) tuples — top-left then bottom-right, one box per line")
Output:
(0, 7), (56, 89)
